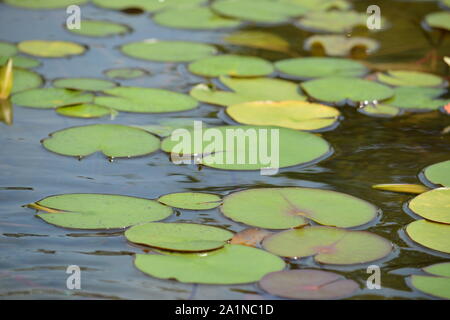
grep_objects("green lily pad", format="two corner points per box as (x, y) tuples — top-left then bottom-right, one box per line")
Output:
(224, 30), (291, 54)
(406, 219), (450, 254)
(212, 0), (307, 24)
(383, 87), (450, 111)
(18, 40), (86, 58)
(296, 10), (371, 33)
(410, 263), (450, 299)
(422, 160), (450, 187)
(67, 20), (131, 37)
(161, 125), (332, 172)
(221, 187), (378, 229)
(95, 87), (198, 113)
(158, 192), (221, 210)
(12, 68), (43, 94)
(226, 100), (340, 131)
(104, 68), (148, 79)
(358, 104), (401, 118)
(92, 0), (206, 12)
(134, 244), (285, 284)
(12, 88), (93, 109)
(121, 40), (217, 62)
(425, 11), (450, 31)
(4, 0), (87, 9)
(154, 7), (241, 30)
(125, 222), (232, 252)
(29, 194), (172, 230)
(53, 78), (117, 91)
(280, 0), (351, 11)
(372, 184), (429, 194)
(42, 124), (161, 158)
(188, 54), (274, 78)
(424, 262), (450, 278)
(190, 76), (306, 107)
(262, 226), (392, 264)
(259, 269), (359, 299)
(304, 35), (379, 57)
(136, 118), (206, 137)
(0, 55), (41, 69)
(377, 70), (444, 87)
(56, 104), (113, 118)
(302, 77), (394, 103)
(275, 57), (368, 79)
(0, 41), (18, 57)
(408, 188), (450, 224)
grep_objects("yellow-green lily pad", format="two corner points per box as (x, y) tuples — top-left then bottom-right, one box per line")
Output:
(425, 11), (450, 31)
(422, 160), (450, 187)
(296, 10), (374, 33)
(406, 219), (450, 254)
(158, 192), (221, 210)
(67, 20), (131, 37)
(4, 0), (87, 9)
(104, 68), (148, 79)
(410, 262), (450, 299)
(18, 40), (86, 58)
(377, 70), (444, 87)
(12, 68), (43, 94)
(55, 104), (113, 119)
(0, 55), (41, 69)
(224, 30), (291, 54)
(408, 188), (450, 224)
(383, 87), (450, 111)
(12, 88), (93, 109)
(53, 78), (117, 91)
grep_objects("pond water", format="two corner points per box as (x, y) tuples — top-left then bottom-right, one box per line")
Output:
(0, 0), (449, 299)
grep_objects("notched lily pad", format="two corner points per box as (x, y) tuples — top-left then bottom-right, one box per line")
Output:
(158, 192), (221, 210)
(12, 88), (93, 109)
(410, 262), (450, 299)
(408, 188), (450, 224)
(406, 219), (450, 254)
(53, 78), (117, 91)
(422, 160), (450, 187)
(18, 40), (86, 58)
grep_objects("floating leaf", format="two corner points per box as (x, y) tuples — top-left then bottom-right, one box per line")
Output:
(190, 76), (306, 107)
(372, 184), (429, 194)
(12, 88), (93, 109)
(423, 262), (450, 278)
(158, 192), (221, 210)
(408, 188), (450, 224)
(125, 222), (232, 252)
(425, 11), (450, 31)
(188, 54), (274, 78)
(0, 58), (13, 100)
(358, 104), (401, 118)
(154, 7), (241, 30)
(121, 40), (217, 62)
(230, 228), (272, 247)
(262, 226), (392, 264)
(136, 118), (205, 137)
(56, 104), (113, 118)
(259, 269), (359, 299)
(212, 0), (307, 24)
(410, 263), (450, 299)
(161, 125), (332, 171)
(134, 244), (285, 284)
(304, 35), (379, 57)
(4, 0), (87, 9)
(42, 124), (161, 158)
(29, 194), (172, 230)
(383, 87), (450, 111)
(302, 77), (394, 103)
(18, 40), (86, 58)
(406, 219), (450, 254)
(275, 57), (368, 79)
(0, 55), (41, 69)
(296, 10), (371, 33)
(422, 160), (450, 187)
(376, 70), (444, 87)
(12, 68), (43, 94)
(104, 68), (148, 79)
(226, 100), (340, 131)
(92, 0), (206, 12)
(67, 20), (131, 37)
(279, 0), (351, 11)
(53, 78), (117, 91)
(0, 41), (18, 57)
(224, 30), (291, 54)
(221, 187), (378, 229)
(95, 87), (198, 113)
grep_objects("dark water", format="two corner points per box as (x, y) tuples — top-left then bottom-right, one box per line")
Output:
(0, 0), (449, 299)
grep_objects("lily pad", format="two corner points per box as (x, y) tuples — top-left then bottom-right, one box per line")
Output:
(212, 0), (307, 24)
(95, 87), (198, 113)
(296, 10), (370, 33)
(304, 35), (379, 57)
(53, 78), (117, 91)
(372, 184), (429, 194)
(376, 70), (444, 87)
(190, 76), (306, 107)
(161, 125), (332, 172)
(406, 219), (450, 254)
(224, 30), (291, 54)
(410, 263), (450, 299)
(422, 160), (450, 187)
(18, 40), (86, 58)
(302, 77), (394, 104)
(42, 124), (161, 158)
(424, 262), (450, 278)
(0, 41), (18, 57)
(92, 0), (206, 12)
(262, 226), (392, 264)
(259, 269), (359, 299)
(56, 104), (113, 118)
(158, 192), (221, 210)
(280, 0), (351, 11)
(4, 0), (87, 9)
(67, 20), (131, 37)
(154, 7), (241, 30)
(12, 88), (93, 109)
(425, 11), (450, 31)
(29, 194), (172, 230)
(136, 118), (205, 137)
(0, 55), (41, 69)
(12, 68), (43, 94)
(383, 87), (450, 111)
(188, 55), (274, 78)
(125, 222), (232, 252)
(104, 68), (148, 79)
(358, 104), (401, 118)
(408, 188), (450, 224)
(226, 100), (340, 131)
(221, 187), (378, 229)
(134, 244), (285, 284)
(275, 57), (368, 79)
(121, 40), (217, 62)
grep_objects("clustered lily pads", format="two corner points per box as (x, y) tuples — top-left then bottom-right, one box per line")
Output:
(409, 262), (450, 299)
